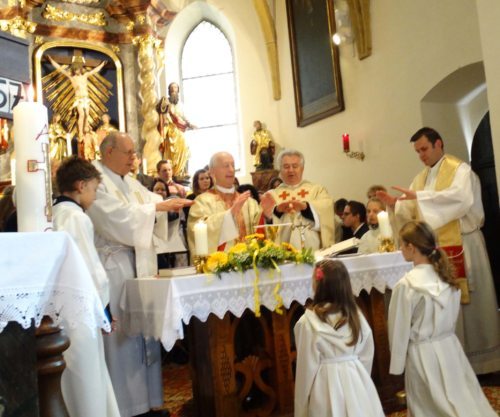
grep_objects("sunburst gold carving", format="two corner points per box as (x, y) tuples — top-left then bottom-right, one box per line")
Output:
(42, 4), (107, 27)
(0, 16), (36, 39)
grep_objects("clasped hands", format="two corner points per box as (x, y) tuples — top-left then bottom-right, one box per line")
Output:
(260, 192), (307, 219)
(376, 186), (417, 208)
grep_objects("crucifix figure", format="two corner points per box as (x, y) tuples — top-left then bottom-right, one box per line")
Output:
(47, 54), (106, 140)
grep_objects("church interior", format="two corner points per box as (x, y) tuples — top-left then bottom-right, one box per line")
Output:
(0, 0), (499, 416)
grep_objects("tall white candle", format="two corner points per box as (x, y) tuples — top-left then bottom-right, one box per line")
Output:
(66, 133), (72, 157)
(193, 220), (209, 255)
(142, 158), (148, 175)
(13, 99), (52, 232)
(10, 159), (16, 186)
(377, 210), (392, 238)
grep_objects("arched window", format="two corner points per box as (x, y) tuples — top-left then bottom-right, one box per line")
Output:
(180, 20), (241, 176)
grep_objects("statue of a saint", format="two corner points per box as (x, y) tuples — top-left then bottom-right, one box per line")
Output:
(250, 120), (275, 170)
(47, 55), (106, 141)
(78, 123), (99, 161)
(158, 82), (195, 178)
(49, 113), (70, 161)
(96, 113), (118, 145)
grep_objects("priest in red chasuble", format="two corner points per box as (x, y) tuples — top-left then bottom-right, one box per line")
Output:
(187, 152), (263, 254)
(261, 149), (334, 250)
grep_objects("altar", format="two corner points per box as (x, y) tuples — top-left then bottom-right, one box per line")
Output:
(122, 252), (412, 416)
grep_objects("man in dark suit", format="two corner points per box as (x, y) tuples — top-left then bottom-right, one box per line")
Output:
(340, 200), (369, 254)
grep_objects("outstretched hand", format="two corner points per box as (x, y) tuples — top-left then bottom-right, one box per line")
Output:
(391, 186), (416, 200)
(156, 198), (194, 213)
(231, 191), (251, 216)
(260, 192), (276, 218)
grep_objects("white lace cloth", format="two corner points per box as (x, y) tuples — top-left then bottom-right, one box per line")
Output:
(0, 232), (111, 335)
(122, 252), (412, 351)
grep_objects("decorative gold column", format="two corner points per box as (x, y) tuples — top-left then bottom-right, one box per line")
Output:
(133, 20), (162, 175)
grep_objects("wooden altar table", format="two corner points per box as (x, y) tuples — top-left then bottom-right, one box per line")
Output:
(122, 252), (412, 416)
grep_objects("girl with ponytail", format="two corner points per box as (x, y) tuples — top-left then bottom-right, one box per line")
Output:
(294, 259), (384, 417)
(388, 221), (496, 417)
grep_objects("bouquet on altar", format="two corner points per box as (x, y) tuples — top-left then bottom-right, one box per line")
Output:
(204, 233), (315, 277)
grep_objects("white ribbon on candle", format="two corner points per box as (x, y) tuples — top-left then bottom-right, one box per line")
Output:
(377, 210), (392, 238)
(13, 98), (52, 232)
(193, 219), (209, 255)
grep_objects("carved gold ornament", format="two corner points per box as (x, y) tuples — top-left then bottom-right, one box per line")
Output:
(0, 16), (36, 38)
(42, 4), (107, 27)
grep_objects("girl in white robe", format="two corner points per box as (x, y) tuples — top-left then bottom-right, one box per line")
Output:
(388, 220), (496, 417)
(53, 157), (120, 417)
(294, 259), (384, 417)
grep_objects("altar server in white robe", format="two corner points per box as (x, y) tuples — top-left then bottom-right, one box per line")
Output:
(261, 149), (334, 250)
(53, 156), (120, 417)
(294, 259), (384, 417)
(87, 132), (193, 417)
(378, 127), (500, 374)
(187, 152), (262, 255)
(388, 221), (496, 417)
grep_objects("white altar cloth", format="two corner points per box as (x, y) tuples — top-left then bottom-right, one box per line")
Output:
(0, 232), (110, 335)
(122, 252), (412, 351)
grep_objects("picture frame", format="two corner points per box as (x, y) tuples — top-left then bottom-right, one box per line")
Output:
(286, 0), (344, 127)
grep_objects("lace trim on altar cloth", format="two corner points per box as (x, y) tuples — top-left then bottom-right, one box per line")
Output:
(0, 285), (111, 336)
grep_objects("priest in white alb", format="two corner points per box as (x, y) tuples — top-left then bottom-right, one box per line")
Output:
(187, 151), (262, 254)
(87, 131), (193, 417)
(260, 149), (334, 250)
(378, 127), (500, 375)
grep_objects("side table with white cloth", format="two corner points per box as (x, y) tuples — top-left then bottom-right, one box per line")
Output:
(0, 232), (110, 417)
(122, 252), (413, 416)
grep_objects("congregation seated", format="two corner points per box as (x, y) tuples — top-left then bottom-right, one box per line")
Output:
(334, 197), (352, 243)
(156, 159), (186, 198)
(358, 197), (386, 254)
(366, 184), (387, 199)
(340, 200), (369, 254)
(183, 167), (213, 219)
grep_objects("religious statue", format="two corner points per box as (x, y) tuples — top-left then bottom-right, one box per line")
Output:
(48, 113), (70, 161)
(158, 82), (195, 179)
(47, 55), (106, 141)
(96, 113), (118, 145)
(250, 120), (275, 170)
(78, 122), (99, 161)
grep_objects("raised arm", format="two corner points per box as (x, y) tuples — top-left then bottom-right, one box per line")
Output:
(47, 55), (71, 78)
(87, 60), (106, 77)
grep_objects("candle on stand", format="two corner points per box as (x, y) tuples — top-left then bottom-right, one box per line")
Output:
(13, 90), (52, 232)
(66, 133), (72, 157)
(193, 220), (209, 255)
(142, 158), (148, 175)
(377, 210), (392, 238)
(342, 133), (350, 152)
(10, 159), (16, 186)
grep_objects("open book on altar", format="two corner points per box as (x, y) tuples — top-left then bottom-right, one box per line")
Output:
(315, 237), (359, 260)
(158, 266), (197, 278)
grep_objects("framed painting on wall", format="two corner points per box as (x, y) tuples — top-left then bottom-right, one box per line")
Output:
(286, 0), (344, 127)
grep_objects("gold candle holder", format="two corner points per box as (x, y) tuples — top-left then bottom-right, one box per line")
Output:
(193, 255), (208, 274)
(378, 237), (396, 253)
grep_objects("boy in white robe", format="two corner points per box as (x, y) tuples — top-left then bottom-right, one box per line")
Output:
(53, 156), (120, 417)
(388, 221), (496, 417)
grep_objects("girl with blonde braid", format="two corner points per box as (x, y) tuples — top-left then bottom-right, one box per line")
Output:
(388, 221), (496, 417)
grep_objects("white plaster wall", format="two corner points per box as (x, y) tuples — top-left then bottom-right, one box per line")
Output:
(475, 0), (500, 194)
(273, 0), (483, 202)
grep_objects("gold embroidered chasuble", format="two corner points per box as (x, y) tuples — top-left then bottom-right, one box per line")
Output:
(268, 181), (334, 250)
(187, 189), (263, 254)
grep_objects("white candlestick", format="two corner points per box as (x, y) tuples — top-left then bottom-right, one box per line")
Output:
(66, 133), (72, 157)
(377, 210), (392, 238)
(13, 100), (52, 232)
(10, 159), (16, 186)
(142, 158), (148, 175)
(193, 220), (209, 255)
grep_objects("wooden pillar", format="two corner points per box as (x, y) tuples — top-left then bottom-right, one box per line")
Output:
(35, 316), (70, 417)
